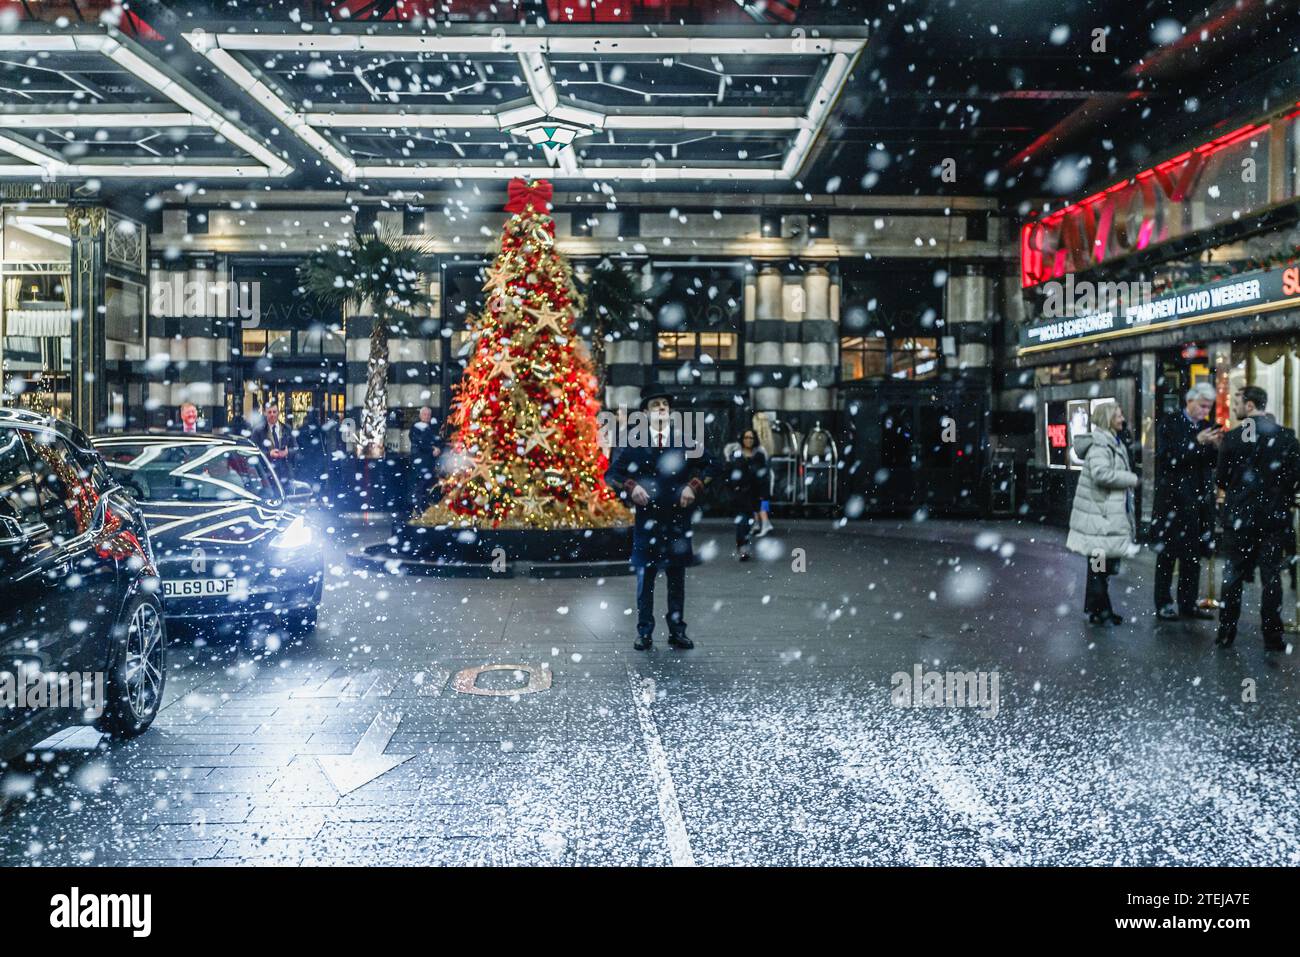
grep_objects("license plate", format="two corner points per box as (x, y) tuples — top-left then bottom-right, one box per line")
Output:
(163, 578), (234, 598)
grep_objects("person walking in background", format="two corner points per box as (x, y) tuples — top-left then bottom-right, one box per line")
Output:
(1066, 401), (1140, 626)
(727, 428), (769, 561)
(606, 391), (718, 651)
(408, 405), (441, 515)
(1151, 383), (1221, 620)
(1214, 385), (1300, 652)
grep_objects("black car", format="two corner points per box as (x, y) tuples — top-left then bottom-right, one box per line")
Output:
(0, 409), (165, 762)
(92, 433), (324, 637)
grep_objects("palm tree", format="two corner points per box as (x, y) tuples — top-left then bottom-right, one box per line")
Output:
(580, 258), (646, 395)
(299, 225), (435, 457)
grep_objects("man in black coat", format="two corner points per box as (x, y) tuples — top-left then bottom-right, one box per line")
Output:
(252, 404), (297, 488)
(605, 391), (718, 651)
(1152, 382), (1221, 620)
(408, 405), (441, 514)
(1215, 385), (1300, 651)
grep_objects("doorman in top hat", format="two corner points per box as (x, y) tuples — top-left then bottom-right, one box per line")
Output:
(606, 391), (719, 650)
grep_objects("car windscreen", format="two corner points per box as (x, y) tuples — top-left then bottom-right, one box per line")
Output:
(100, 442), (280, 503)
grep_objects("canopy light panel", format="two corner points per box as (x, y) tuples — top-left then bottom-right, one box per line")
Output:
(0, 31), (290, 180)
(184, 26), (866, 183)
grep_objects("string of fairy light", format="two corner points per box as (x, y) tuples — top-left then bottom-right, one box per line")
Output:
(419, 184), (630, 531)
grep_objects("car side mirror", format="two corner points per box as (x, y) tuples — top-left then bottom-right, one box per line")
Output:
(286, 480), (313, 503)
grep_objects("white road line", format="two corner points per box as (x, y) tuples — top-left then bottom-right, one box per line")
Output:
(626, 664), (696, 867)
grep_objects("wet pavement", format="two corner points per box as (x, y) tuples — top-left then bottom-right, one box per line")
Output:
(2, 516), (1297, 866)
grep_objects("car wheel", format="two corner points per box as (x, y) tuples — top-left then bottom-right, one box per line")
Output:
(96, 594), (167, 739)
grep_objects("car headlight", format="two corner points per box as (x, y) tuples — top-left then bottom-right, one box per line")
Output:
(269, 515), (313, 551)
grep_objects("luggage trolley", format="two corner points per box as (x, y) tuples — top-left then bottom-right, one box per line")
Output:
(801, 422), (838, 506)
(766, 419), (802, 506)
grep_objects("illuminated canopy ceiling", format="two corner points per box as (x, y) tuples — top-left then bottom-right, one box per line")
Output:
(0, 31), (289, 179)
(184, 25), (867, 183)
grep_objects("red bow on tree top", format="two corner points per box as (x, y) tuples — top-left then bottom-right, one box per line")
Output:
(505, 178), (553, 214)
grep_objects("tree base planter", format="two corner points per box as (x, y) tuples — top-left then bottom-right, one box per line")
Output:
(349, 521), (635, 577)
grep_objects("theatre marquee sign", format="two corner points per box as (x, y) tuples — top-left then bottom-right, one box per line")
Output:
(1018, 265), (1300, 355)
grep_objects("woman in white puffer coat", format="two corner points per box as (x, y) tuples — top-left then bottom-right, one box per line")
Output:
(1066, 401), (1141, 625)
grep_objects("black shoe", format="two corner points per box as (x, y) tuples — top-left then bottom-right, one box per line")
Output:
(1181, 607), (1216, 620)
(1215, 631), (1236, 648)
(633, 635), (653, 651)
(667, 633), (694, 649)
(1106, 612), (1124, 626)
(1087, 612), (1108, 626)
(1156, 605), (1180, 621)
(1265, 639), (1288, 653)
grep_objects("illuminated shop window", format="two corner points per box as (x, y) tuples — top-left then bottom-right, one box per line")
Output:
(840, 336), (939, 381)
(240, 328), (292, 357)
(656, 331), (739, 362)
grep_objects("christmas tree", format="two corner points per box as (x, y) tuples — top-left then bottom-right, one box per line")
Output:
(417, 179), (630, 531)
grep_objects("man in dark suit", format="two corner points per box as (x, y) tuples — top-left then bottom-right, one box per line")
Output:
(252, 403), (297, 488)
(408, 405), (441, 514)
(605, 391), (718, 651)
(1215, 385), (1300, 651)
(1152, 382), (1221, 620)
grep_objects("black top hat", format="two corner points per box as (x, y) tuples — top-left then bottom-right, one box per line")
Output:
(638, 390), (674, 411)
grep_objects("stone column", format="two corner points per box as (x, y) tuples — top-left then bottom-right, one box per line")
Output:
(780, 271), (803, 416)
(606, 335), (645, 413)
(753, 263), (784, 412)
(345, 302), (371, 421)
(145, 259), (171, 419)
(800, 264), (836, 419)
(946, 265), (992, 372)
(742, 268), (757, 402)
(66, 204), (107, 431)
